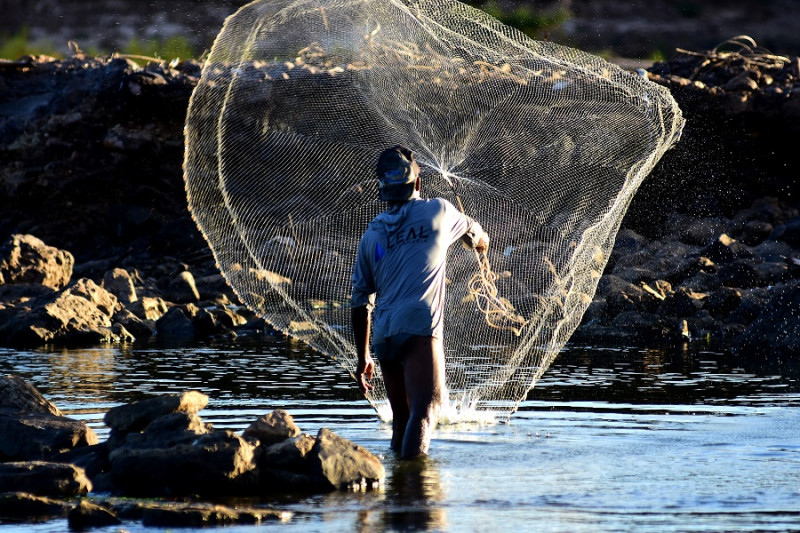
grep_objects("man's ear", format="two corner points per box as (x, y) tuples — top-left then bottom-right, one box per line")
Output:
(415, 176), (421, 191)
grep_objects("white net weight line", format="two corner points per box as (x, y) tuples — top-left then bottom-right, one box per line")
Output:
(183, 0), (684, 418)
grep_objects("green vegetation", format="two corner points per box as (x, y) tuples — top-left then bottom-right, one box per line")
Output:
(0, 28), (197, 61)
(0, 27), (60, 60)
(470, 1), (570, 39)
(121, 35), (196, 61)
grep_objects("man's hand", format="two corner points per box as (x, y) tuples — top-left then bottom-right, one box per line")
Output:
(475, 233), (490, 253)
(356, 354), (375, 393)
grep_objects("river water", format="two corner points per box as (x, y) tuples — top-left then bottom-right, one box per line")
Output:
(1, 335), (799, 532)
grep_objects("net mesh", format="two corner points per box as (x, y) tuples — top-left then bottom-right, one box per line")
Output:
(183, 0), (684, 418)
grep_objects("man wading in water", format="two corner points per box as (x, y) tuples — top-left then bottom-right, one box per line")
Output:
(351, 146), (489, 459)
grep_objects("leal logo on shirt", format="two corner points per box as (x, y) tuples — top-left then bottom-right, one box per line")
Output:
(385, 225), (431, 251)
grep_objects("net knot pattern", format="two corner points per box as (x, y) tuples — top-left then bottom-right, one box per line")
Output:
(184, 0), (684, 418)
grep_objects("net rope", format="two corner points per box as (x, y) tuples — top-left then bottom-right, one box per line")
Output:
(184, 0), (684, 419)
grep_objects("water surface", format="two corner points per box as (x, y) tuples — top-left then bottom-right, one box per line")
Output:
(1, 336), (799, 532)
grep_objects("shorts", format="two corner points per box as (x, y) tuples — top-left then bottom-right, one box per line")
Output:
(372, 333), (414, 365)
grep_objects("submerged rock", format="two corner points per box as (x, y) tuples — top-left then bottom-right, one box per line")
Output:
(0, 492), (71, 521)
(67, 500), (121, 529)
(0, 462), (92, 497)
(139, 501), (290, 528)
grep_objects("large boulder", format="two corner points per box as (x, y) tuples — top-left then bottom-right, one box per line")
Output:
(308, 428), (385, 491)
(108, 430), (257, 496)
(102, 268), (138, 305)
(0, 278), (123, 346)
(0, 234), (74, 289)
(0, 409), (99, 461)
(0, 462), (92, 497)
(104, 391), (208, 434)
(0, 374), (62, 416)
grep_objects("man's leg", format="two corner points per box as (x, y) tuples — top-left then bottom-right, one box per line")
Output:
(401, 335), (445, 459)
(381, 359), (409, 453)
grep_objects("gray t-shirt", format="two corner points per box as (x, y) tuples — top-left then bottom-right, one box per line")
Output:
(351, 197), (484, 344)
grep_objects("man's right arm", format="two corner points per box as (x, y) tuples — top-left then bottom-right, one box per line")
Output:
(352, 305), (374, 393)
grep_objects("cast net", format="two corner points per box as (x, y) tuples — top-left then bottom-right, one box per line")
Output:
(184, 0), (684, 419)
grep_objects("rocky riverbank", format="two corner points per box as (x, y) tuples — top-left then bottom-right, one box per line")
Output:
(0, 374), (384, 527)
(0, 41), (799, 355)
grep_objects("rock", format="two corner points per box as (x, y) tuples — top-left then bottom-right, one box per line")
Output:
(128, 296), (169, 321)
(756, 262), (790, 285)
(104, 391), (209, 433)
(244, 410), (301, 446)
(702, 287), (742, 319)
(0, 374), (62, 416)
(0, 461), (92, 497)
(0, 283), (55, 307)
(612, 266), (658, 284)
(109, 430), (257, 496)
(140, 502), (290, 528)
(663, 255), (716, 285)
(194, 273), (235, 301)
(681, 217), (728, 245)
(678, 271), (721, 292)
(735, 220), (773, 246)
(0, 409), (98, 461)
(102, 268), (138, 305)
(770, 217), (800, 246)
(699, 234), (753, 263)
(212, 305), (249, 329)
(723, 71), (759, 92)
(0, 234), (74, 289)
(658, 287), (705, 318)
(117, 411), (211, 450)
(308, 428), (384, 491)
(726, 289), (769, 325)
(608, 228), (649, 270)
(68, 500), (121, 529)
(155, 307), (195, 339)
(0, 492), (71, 521)
(596, 275), (655, 315)
(165, 271), (200, 303)
(52, 443), (110, 480)
(190, 307), (226, 336)
(684, 310), (723, 340)
(733, 282), (800, 356)
(0, 278), (122, 346)
(753, 240), (793, 262)
(718, 260), (762, 289)
(260, 433), (316, 472)
(112, 309), (155, 339)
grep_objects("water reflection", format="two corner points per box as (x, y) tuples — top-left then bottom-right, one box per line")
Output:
(379, 458), (447, 532)
(531, 344), (800, 405)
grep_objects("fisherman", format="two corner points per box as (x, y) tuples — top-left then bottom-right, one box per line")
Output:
(351, 145), (489, 459)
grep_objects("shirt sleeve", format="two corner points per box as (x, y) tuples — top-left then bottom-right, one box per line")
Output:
(441, 198), (487, 248)
(351, 232), (376, 308)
